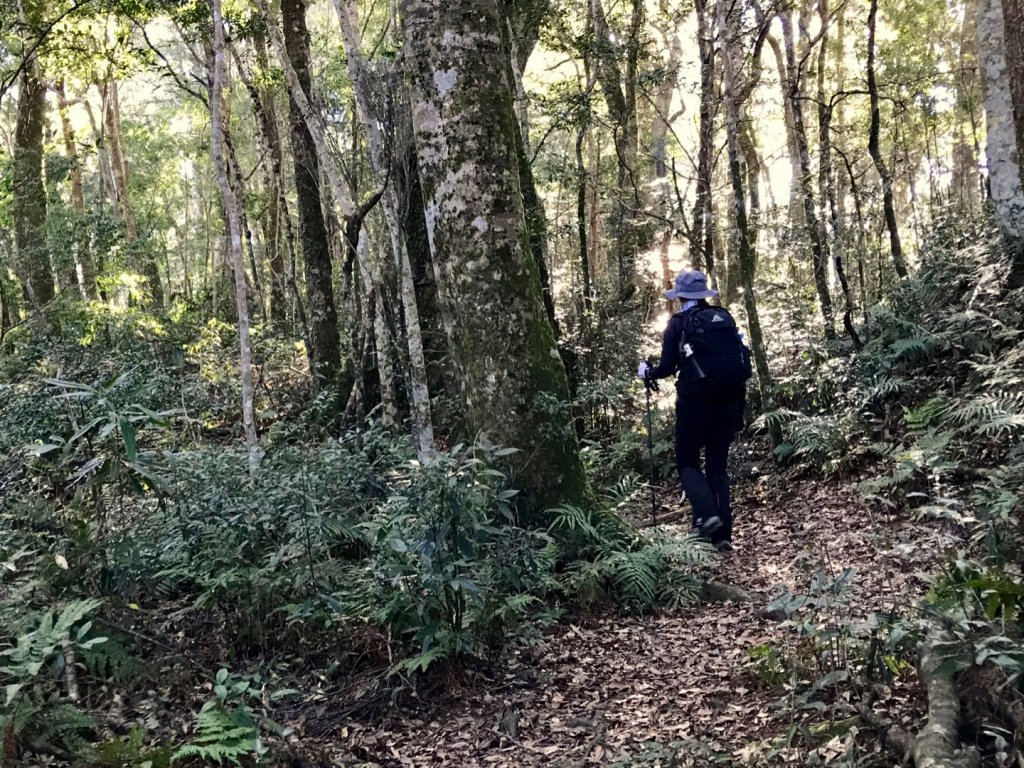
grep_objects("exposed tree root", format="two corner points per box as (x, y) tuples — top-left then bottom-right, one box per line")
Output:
(913, 631), (980, 768)
(844, 702), (915, 759)
(699, 580), (755, 603)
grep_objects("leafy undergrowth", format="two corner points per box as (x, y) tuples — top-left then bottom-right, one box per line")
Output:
(294, 471), (958, 767)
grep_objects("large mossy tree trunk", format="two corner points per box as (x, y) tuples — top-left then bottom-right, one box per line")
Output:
(280, 0), (342, 389)
(998, 0), (1024, 287)
(400, 0), (588, 514)
(13, 48), (54, 309)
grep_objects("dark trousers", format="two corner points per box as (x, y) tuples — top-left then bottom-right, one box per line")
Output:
(675, 394), (741, 543)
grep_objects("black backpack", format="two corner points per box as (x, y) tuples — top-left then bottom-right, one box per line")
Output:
(676, 305), (752, 394)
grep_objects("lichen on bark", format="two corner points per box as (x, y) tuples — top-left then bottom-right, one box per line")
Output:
(400, 0), (588, 515)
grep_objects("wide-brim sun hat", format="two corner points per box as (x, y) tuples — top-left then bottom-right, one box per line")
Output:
(665, 269), (719, 300)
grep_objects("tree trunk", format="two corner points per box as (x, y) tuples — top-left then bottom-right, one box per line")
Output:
(576, 127), (593, 314)
(233, 36), (289, 329)
(54, 82), (98, 300)
(717, 0), (774, 423)
(692, 0), (717, 282)
(279, 0), (342, 387)
(781, 9), (835, 337)
(400, 0), (588, 513)
(101, 79), (164, 304)
(210, 0), (258, 454)
(13, 45), (53, 308)
(995, 0), (1024, 286)
(1001, 0), (1024, 186)
(650, 2), (683, 181)
(334, 0), (435, 460)
(767, 31), (804, 227)
(952, 0), (985, 209)
(867, 0), (909, 279)
(590, 0), (645, 300)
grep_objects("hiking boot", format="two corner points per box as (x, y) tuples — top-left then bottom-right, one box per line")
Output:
(715, 540), (734, 555)
(701, 515), (723, 536)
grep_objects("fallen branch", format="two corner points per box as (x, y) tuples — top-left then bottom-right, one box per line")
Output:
(638, 508), (688, 527)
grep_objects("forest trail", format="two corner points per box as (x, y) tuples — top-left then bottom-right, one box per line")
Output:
(313, 468), (964, 767)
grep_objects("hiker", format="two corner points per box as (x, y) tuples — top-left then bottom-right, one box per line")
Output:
(637, 270), (751, 553)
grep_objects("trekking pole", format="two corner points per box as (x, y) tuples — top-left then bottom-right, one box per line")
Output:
(644, 382), (656, 525)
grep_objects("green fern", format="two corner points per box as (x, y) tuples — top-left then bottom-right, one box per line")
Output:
(173, 700), (263, 765)
(0, 697), (95, 760)
(905, 397), (952, 433)
(890, 332), (944, 363)
(94, 726), (174, 767)
(561, 531), (712, 614)
(946, 393), (1024, 440)
(602, 549), (658, 605)
(80, 634), (143, 683)
(862, 374), (910, 405)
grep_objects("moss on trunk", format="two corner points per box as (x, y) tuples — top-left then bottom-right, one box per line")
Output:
(400, 0), (589, 515)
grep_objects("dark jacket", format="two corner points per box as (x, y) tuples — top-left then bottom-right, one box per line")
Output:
(648, 302), (746, 400)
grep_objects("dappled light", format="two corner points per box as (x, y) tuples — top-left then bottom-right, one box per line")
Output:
(1, 0), (1023, 765)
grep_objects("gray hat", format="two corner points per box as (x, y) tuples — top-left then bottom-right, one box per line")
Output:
(665, 270), (719, 300)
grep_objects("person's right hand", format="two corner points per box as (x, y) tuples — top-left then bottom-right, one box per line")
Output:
(637, 362), (659, 391)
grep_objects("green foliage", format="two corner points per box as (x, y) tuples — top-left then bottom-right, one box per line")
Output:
(927, 558), (1024, 626)
(0, 599), (105, 761)
(172, 699), (263, 766)
(1, 697), (96, 761)
(550, 505), (714, 613)
(25, 374), (176, 509)
(762, 555), (917, 718)
(93, 727), (174, 767)
(755, 410), (859, 477)
(350, 444), (558, 672)
(173, 667), (294, 765)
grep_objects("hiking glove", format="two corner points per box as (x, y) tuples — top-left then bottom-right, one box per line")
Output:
(637, 362), (659, 391)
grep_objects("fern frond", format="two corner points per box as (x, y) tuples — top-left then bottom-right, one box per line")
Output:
(173, 700), (261, 766)
(947, 393), (1024, 439)
(601, 550), (658, 605)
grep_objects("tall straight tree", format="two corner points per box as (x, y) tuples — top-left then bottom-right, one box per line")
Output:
(12, 3), (54, 309)
(1004, 0), (1024, 171)
(867, 0), (909, 279)
(100, 78), (164, 305)
(590, 0), (645, 299)
(691, 0), (717, 281)
(978, 0), (1024, 285)
(54, 82), (97, 299)
(209, 0), (257, 453)
(280, 0), (342, 387)
(780, 7), (834, 337)
(717, 0), (773, 417)
(400, 0), (588, 512)
(334, 0), (435, 460)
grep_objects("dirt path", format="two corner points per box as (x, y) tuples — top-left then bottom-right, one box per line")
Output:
(320, 473), (962, 767)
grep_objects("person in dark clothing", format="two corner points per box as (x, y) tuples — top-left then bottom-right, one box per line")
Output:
(637, 270), (749, 553)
